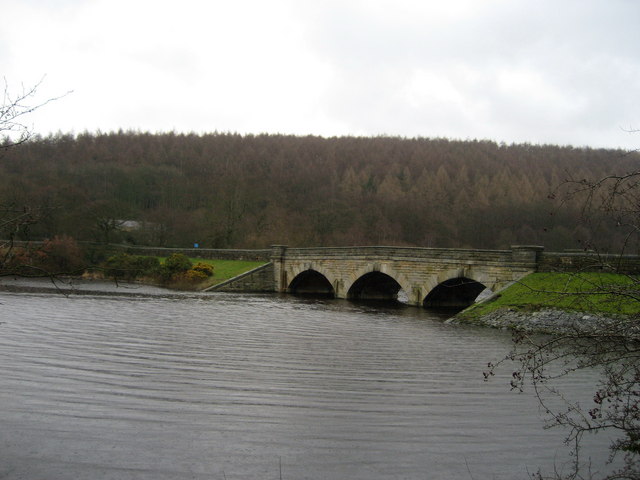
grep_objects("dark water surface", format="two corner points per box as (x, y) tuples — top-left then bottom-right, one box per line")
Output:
(0, 281), (609, 479)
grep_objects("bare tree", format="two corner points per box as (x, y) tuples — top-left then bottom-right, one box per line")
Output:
(487, 165), (640, 479)
(1, 77), (69, 150)
(0, 78), (70, 275)
(487, 320), (640, 479)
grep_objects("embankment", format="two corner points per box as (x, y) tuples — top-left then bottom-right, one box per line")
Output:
(453, 272), (639, 334)
(452, 307), (620, 335)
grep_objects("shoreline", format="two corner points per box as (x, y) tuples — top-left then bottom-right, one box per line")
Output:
(452, 306), (633, 335)
(0, 277), (200, 299)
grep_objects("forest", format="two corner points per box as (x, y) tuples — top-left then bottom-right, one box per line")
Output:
(1, 131), (638, 253)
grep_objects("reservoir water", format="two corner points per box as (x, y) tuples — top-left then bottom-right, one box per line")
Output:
(0, 281), (609, 479)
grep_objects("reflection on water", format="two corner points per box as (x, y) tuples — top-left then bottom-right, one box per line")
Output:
(0, 280), (609, 479)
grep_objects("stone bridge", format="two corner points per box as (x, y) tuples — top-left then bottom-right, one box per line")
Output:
(269, 245), (545, 308)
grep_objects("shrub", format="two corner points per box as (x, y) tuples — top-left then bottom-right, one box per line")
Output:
(34, 235), (86, 273)
(159, 253), (192, 281)
(184, 269), (208, 282)
(83, 244), (117, 266)
(191, 262), (214, 277)
(167, 269), (208, 290)
(103, 253), (135, 280)
(103, 253), (159, 281)
(0, 246), (35, 275)
(20, 236), (86, 274)
(130, 255), (160, 276)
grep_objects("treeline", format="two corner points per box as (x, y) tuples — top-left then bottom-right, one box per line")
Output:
(1, 131), (638, 252)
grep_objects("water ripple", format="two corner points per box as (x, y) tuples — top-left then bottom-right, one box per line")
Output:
(0, 286), (607, 479)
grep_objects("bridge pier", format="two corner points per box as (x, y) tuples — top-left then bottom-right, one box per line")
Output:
(271, 245), (289, 293)
(410, 286), (423, 307)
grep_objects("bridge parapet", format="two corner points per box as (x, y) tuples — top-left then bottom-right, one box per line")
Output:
(271, 245), (545, 266)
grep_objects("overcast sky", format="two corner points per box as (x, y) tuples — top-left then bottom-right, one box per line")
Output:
(2, 0), (639, 149)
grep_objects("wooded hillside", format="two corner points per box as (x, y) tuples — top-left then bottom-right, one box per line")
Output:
(2, 132), (638, 251)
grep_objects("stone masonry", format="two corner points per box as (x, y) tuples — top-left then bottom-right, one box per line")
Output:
(270, 245), (544, 307)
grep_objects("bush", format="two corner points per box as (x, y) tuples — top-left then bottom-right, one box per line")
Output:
(103, 253), (135, 280)
(166, 269), (208, 290)
(184, 269), (208, 282)
(1, 236), (86, 275)
(0, 246), (34, 275)
(159, 253), (192, 281)
(131, 255), (161, 276)
(83, 244), (117, 266)
(191, 262), (214, 277)
(103, 253), (159, 281)
(37, 235), (86, 273)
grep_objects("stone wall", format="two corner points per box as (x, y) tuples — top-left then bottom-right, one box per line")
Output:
(120, 245), (271, 261)
(539, 252), (640, 274)
(9, 242), (273, 261)
(207, 263), (275, 293)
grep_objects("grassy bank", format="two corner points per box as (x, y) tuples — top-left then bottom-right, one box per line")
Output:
(161, 257), (267, 289)
(461, 272), (640, 319)
(190, 258), (267, 287)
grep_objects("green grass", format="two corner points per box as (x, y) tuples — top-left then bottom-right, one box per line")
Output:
(187, 258), (267, 286)
(137, 256), (267, 291)
(462, 272), (640, 318)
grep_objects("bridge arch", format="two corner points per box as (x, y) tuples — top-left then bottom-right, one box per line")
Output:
(423, 276), (488, 309)
(347, 271), (403, 301)
(345, 264), (412, 303)
(420, 268), (491, 309)
(287, 268), (335, 297)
